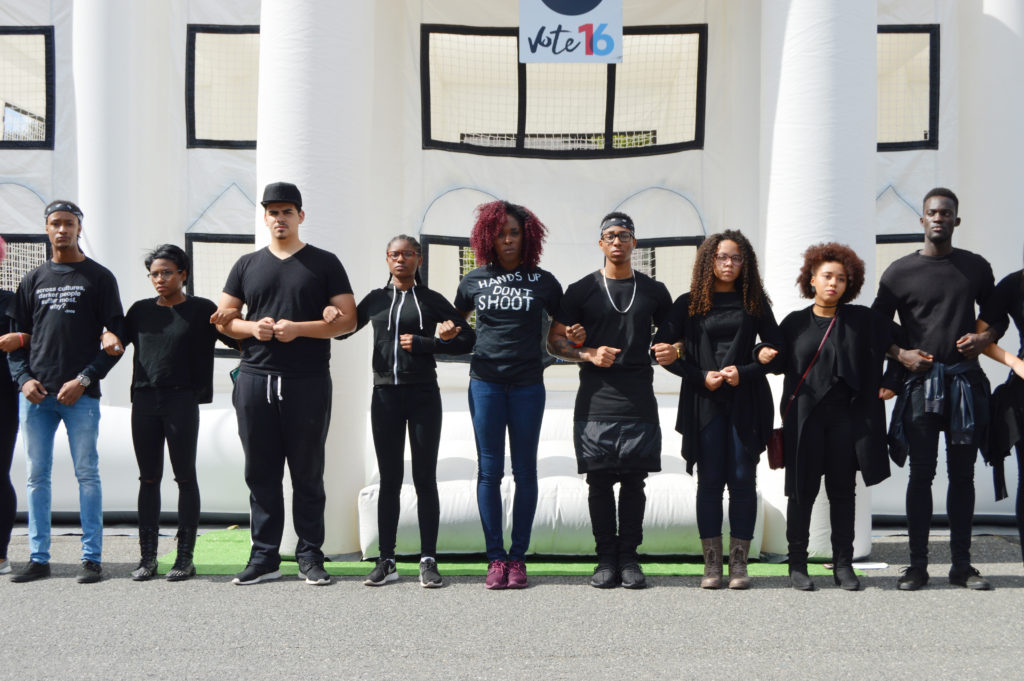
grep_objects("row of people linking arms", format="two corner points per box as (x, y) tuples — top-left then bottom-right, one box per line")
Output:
(0, 183), (1022, 591)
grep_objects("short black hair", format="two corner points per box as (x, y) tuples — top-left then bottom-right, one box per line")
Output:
(144, 244), (190, 282)
(923, 187), (959, 213)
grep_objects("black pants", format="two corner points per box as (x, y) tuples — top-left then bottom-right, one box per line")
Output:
(586, 469), (648, 564)
(0, 386), (17, 559)
(786, 398), (857, 566)
(131, 388), (201, 529)
(234, 371), (331, 568)
(1017, 444), (1024, 558)
(370, 383), (441, 559)
(904, 400), (978, 570)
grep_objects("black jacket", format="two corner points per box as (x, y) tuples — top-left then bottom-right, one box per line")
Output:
(344, 283), (474, 385)
(662, 292), (782, 473)
(776, 304), (895, 501)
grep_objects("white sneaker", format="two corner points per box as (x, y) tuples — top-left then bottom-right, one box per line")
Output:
(0, 558), (9, 575)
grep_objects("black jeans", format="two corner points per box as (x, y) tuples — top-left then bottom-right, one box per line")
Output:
(586, 469), (648, 564)
(696, 413), (757, 540)
(131, 388), (201, 529)
(370, 383), (441, 559)
(786, 397), (857, 566)
(904, 386), (978, 570)
(234, 371), (331, 568)
(0, 386), (17, 559)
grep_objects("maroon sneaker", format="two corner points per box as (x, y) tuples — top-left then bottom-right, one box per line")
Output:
(485, 560), (509, 589)
(507, 560), (528, 589)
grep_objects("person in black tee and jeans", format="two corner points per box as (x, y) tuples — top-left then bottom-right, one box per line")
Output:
(873, 187), (998, 591)
(214, 182), (357, 586)
(328, 235), (474, 588)
(107, 244), (238, 581)
(549, 213), (676, 589)
(7, 200), (124, 584)
(454, 200), (567, 590)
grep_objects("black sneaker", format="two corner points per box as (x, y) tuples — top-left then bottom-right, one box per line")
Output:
(620, 562), (647, 590)
(10, 560), (50, 583)
(949, 565), (992, 590)
(897, 566), (929, 591)
(77, 560), (102, 584)
(232, 563), (282, 585)
(590, 563), (620, 589)
(419, 558), (443, 588)
(363, 558), (397, 586)
(297, 559), (332, 586)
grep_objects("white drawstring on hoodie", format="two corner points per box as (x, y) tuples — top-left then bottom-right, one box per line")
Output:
(388, 285), (424, 384)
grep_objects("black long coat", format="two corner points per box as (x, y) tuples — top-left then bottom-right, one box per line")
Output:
(663, 292), (782, 473)
(776, 304), (895, 501)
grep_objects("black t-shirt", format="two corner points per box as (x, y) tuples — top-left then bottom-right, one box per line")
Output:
(454, 264), (562, 385)
(704, 292), (745, 367)
(556, 271), (672, 422)
(980, 269), (1024, 357)
(123, 296), (231, 403)
(223, 244), (353, 376)
(872, 248), (994, 365)
(7, 258), (123, 397)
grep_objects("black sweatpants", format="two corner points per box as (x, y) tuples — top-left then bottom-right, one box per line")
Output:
(786, 395), (857, 566)
(370, 383), (442, 559)
(234, 371), (331, 568)
(0, 386), (17, 559)
(586, 469), (648, 564)
(131, 388), (201, 529)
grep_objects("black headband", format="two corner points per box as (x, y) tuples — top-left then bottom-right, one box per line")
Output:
(45, 202), (84, 222)
(600, 216), (634, 234)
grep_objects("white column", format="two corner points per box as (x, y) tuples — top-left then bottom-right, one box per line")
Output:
(959, 1), (1024, 276)
(256, 0), (373, 555)
(761, 0), (877, 314)
(759, 1), (877, 559)
(72, 0), (187, 405)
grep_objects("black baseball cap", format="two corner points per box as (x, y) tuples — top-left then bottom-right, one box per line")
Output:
(261, 182), (302, 210)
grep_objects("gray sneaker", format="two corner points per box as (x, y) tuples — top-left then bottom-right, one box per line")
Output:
(298, 559), (332, 586)
(0, 558), (9, 575)
(419, 558), (443, 588)
(77, 560), (103, 584)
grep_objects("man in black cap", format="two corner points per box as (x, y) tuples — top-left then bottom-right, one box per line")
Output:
(547, 212), (677, 589)
(213, 181), (357, 586)
(6, 200), (124, 584)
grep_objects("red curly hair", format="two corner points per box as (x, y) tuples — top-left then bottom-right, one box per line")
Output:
(470, 200), (547, 269)
(796, 242), (866, 303)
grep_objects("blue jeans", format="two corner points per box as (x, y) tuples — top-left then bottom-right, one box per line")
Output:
(696, 412), (757, 540)
(468, 378), (545, 562)
(21, 394), (102, 564)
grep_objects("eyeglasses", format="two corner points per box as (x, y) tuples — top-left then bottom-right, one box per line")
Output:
(147, 269), (182, 280)
(601, 231), (634, 243)
(387, 250), (418, 260)
(714, 254), (744, 265)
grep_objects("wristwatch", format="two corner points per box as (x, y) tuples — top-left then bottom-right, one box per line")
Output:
(76, 374), (92, 388)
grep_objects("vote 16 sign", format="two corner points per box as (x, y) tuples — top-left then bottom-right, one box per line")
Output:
(519, 0), (623, 64)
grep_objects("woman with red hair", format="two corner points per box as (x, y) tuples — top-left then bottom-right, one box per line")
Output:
(777, 242), (895, 591)
(454, 200), (567, 589)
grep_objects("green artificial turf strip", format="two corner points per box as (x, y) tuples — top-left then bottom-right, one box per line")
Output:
(158, 528), (838, 577)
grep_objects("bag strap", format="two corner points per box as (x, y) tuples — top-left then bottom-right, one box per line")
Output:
(781, 312), (837, 423)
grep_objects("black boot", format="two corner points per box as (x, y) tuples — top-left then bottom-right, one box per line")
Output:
(131, 527), (160, 581)
(832, 548), (860, 591)
(789, 561), (815, 591)
(166, 527), (197, 582)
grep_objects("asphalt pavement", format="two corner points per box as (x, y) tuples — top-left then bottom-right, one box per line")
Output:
(1, 526), (1022, 680)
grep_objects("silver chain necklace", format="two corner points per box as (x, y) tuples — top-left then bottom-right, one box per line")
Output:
(602, 268), (636, 314)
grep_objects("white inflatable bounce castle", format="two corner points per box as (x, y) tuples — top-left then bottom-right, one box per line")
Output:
(0, 0), (1021, 560)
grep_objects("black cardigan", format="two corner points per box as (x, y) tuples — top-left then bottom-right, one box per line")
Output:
(662, 292), (782, 473)
(776, 304), (896, 501)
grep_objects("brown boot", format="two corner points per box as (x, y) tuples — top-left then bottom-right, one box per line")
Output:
(728, 537), (752, 590)
(700, 536), (723, 589)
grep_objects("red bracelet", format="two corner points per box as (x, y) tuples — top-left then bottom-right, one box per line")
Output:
(18, 333), (24, 348)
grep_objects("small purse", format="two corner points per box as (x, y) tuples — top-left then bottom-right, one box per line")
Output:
(768, 313), (837, 470)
